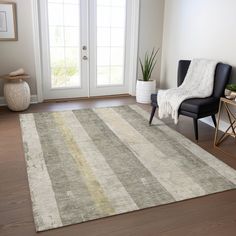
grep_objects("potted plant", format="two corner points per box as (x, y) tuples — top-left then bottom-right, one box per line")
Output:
(136, 48), (159, 104)
(225, 84), (236, 99)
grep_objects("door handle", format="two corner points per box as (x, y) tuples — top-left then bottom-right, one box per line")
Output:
(82, 46), (87, 50)
(82, 56), (88, 60)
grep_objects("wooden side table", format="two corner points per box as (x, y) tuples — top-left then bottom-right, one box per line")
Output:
(214, 97), (236, 156)
(0, 74), (31, 111)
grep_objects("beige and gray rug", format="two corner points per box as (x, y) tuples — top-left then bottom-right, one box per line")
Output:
(20, 105), (236, 232)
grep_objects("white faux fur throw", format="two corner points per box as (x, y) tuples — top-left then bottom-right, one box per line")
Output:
(158, 59), (218, 124)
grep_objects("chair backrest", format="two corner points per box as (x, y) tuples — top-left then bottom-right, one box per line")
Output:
(177, 60), (232, 98)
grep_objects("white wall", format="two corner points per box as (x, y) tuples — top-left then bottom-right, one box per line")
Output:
(0, 0), (37, 96)
(0, 0), (165, 99)
(161, 0), (236, 89)
(138, 0), (165, 87)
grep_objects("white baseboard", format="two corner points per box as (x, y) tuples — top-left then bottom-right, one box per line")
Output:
(0, 95), (38, 106)
(200, 117), (229, 132)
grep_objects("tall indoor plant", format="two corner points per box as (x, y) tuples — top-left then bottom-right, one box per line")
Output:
(136, 48), (159, 103)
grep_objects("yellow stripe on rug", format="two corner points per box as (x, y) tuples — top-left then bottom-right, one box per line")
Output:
(52, 112), (115, 216)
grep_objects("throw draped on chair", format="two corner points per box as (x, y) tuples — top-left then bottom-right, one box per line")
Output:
(149, 60), (232, 140)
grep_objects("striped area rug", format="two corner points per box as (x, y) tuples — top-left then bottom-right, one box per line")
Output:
(20, 105), (236, 232)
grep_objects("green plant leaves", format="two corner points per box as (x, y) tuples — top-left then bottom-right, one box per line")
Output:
(139, 48), (159, 81)
(226, 84), (236, 91)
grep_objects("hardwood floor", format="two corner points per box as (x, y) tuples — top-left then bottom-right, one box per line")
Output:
(0, 96), (236, 236)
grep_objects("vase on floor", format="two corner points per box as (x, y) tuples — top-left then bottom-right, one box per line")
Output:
(3, 75), (31, 111)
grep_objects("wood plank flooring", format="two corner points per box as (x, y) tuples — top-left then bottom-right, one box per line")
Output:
(0, 97), (236, 236)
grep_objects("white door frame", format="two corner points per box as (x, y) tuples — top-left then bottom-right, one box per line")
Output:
(31, 0), (43, 102)
(31, 0), (139, 101)
(128, 0), (140, 96)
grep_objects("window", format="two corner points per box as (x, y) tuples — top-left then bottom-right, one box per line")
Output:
(48, 0), (81, 88)
(96, 0), (126, 86)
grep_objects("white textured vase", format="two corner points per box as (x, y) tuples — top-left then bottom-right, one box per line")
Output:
(136, 80), (156, 104)
(4, 80), (30, 111)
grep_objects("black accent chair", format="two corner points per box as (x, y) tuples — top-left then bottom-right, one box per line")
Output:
(149, 60), (232, 140)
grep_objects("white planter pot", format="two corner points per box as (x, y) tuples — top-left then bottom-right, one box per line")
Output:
(136, 80), (156, 104)
(224, 89), (231, 97)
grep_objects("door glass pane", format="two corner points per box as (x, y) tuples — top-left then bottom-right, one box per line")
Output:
(96, 0), (126, 86)
(48, 0), (81, 88)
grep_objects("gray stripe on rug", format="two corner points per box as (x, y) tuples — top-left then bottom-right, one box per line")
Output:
(34, 112), (102, 225)
(58, 111), (139, 214)
(94, 107), (207, 200)
(114, 106), (235, 194)
(129, 105), (236, 185)
(73, 109), (175, 208)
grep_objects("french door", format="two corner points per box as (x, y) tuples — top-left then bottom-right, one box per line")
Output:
(40, 0), (137, 100)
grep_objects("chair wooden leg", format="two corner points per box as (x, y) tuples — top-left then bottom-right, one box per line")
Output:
(211, 114), (217, 127)
(193, 118), (199, 140)
(149, 106), (157, 125)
